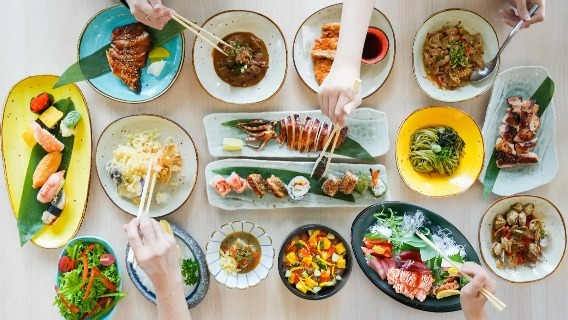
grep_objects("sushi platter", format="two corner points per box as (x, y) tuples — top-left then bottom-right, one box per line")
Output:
(206, 159), (390, 210)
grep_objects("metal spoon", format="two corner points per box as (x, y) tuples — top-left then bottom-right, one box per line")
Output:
(470, 3), (539, 82)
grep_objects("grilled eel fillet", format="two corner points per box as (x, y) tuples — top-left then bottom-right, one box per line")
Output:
(106, 23), (152, 93)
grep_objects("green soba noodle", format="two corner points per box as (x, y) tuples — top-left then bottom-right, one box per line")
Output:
(409, 127), (465, 176)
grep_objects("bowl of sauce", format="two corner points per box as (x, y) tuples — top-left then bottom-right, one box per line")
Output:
(362, 27), (389, 64)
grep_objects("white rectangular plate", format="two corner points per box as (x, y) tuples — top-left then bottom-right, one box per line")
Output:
(205, 159), (391, 210)
(478, 66), (558, 196)
(203, 108), (389, 159)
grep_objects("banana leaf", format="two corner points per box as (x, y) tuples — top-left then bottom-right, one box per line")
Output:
(222, 119), (376, 162)
(53, 20), (186, 88)
(483, 76), (555, 197)
(212, 167), (355, 202)
(17, 98), (76, 245)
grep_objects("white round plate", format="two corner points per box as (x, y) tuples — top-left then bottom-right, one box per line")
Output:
(413, 9), (499, 102)
(206, 221), (274, 289)
(96, 115), (198, 217)
(479, 195), (566, 283)
(293, 3), (395, 99)
(192, 10), (287, 105)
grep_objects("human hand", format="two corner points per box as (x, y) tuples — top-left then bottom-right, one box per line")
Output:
(501, 0), (545, 28)
(124, 214), (181, 285)
(317, 64), (362, 127)
(126, 0), (174, 30)
(460, 262), (497, 320)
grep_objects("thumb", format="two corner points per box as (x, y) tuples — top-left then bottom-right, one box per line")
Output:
(515, 0), (531, 20)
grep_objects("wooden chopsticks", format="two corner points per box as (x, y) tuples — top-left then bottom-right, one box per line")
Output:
(415, 232), (506, 311)
(127, 157), (159, 265)
(170, 12), (234, 56)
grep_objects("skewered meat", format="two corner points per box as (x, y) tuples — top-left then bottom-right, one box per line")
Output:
(106, 23), (152, 93)
(237, 115), (348, 152)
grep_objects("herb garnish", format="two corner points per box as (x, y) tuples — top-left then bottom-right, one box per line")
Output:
(449, 41), (469, 69)
(181, 258), (199, 286)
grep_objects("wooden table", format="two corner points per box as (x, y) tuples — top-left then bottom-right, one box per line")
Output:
(1, 0), (566, 319)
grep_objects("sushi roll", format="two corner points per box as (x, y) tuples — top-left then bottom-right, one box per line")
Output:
(37, 170), (65, 203)
(265, 175), (288, 198)
(29, 121), (64, 153)
(41, 190), (66, 225)
(370, 169), (388, 197)
(311, 155), (329, 181)
(354, 173), (371, 195)
(339, 171), (358, 195)
(287, 176), (310, 201)
(32, 152), (62, 188)
(321, 174), (341, 197)
(212, 175), (232, 196)
(30, 92), (53, 114)
(60, 110), (82, 137)
(247, 174), (266, 197)
(226, 172), (249, 193)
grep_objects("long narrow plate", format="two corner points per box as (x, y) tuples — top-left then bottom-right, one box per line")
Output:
(206, 159), (390, 210)
(351, 201), (480, 312)
(203, 108), (389, 159)
(126, 222), (209, 308)
(2, 75), (92, 248)
(478, 66), (558, 196)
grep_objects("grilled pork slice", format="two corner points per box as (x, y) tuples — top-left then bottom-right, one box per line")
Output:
(277, 118), (287, 146)
(517, 152), (539, 164)
(499, 124), (518, 143)
(495, 138), (516, 155)
(514, 128), (536, 142)
(308, 119), (321, 152)
(515, 139), (538, 154)
(507, 96), (523, 107)
(496, 151), (518, 168)
(299, 117), (313, 152)
(502, 110), (520, 126)
(286, 115), (294, 150)
(293, 115), (302, 150)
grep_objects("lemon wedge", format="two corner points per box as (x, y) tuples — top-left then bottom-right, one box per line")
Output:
(159, 220), (174, 235)
(223, 138), (243, 151)
(149, 47), (171, 60)
(436, 289), (461, 299)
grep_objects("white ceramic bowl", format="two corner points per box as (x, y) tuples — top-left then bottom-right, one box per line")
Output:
(413, 9), (499, 102)
(206, 221), (274, 289)
(479, 195), (566, 283)
(192, 10), (287, 104)
(293, 3), (395, 98)
(96, 115), (198, 217)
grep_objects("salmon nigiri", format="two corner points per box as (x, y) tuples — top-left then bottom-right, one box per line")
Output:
(37, 170), (65, 203)
(29, 121), (64, 152)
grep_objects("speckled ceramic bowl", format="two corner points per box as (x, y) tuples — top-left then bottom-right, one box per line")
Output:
(206, 221), (274, 289)
(192, 10), (287, 104)
(125, 222), (210, 308)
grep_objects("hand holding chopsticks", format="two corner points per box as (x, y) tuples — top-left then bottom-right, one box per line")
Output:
(415, 232), (506, 312)
(170, 12), (233, 56)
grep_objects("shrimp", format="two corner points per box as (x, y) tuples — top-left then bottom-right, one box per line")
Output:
(29, 121), (64, 152)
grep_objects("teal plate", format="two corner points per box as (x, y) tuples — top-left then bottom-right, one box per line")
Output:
(78, 4), (184, 103)
(351, 201), (480, 312)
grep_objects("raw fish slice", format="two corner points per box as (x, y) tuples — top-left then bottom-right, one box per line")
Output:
(29, 121), (64, 152)
(367, 258), (386, 280)
(37, 170), (65, 203)
(226, 172), (248, 193)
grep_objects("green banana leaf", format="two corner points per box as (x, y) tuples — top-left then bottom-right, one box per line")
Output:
(53, 20), (186, 89)
(483, 76), (555, 197)
(222, 119), (376, 163)
(212, 167), (355, 203)
(17, 98), (76, 245)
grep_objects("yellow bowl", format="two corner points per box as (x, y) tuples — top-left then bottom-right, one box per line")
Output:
(395, 106), (484, 197)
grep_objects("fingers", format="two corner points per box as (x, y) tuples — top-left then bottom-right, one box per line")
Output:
(461, 262), (496, 294)
(139, 214), (157, 244)
(124, 218), (144, 253)
(515, 0), (530, 20)
(500, 9), (520, 27)
(334, 94), (351, 127)
(129, 0), (170, 29)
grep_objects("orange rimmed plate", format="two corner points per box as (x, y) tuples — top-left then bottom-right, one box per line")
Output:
(395, 106), (484, 197)
(1, 75), (91, 248)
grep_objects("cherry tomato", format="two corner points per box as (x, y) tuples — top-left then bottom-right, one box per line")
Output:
(58, 256), (73, 273)
(99, 253), (116, 267)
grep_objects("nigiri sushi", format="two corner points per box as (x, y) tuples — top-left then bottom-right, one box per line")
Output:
(41, 190), (66, 225)
(354, 173), (371, 195)
(29, 121), (64, 152)
(32, 152), (62, 188)
(369, 169), (387, 197)
(321, 174), (340, 197)
(287, 176), (310, 200)
(212, 175), (231, 196)
(247, 174), (266, 197)
(265, 175), (288, 198)
(37, 170), (65, 203)
(339, 171), (358, 195)
(226, 172), (249, 193)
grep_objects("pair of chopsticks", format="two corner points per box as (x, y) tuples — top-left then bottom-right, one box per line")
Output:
(170, 13), (234, 56)
(311, 78), (362, 180)
(415, 232), (506, 311)
(127, 157), (159, 265)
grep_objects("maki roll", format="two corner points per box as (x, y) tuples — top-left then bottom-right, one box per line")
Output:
(266, 175), (288, 198)
(321, 174), (341, 197)
(30, 92), (54, 114)
(32, 152), (62, 188)
(311, 155), (329, 181)
(41, 190), (66, 225)
(339, 171), (358, 195)
(37, 170), (65, 203)
(354, 173), (371, 195)
(370, 169), (388, 197)
(212, 175), (232, 196)
(288, 176), (310, 201)
(247, 174), (267, 197)
(226, 172), (249, 193)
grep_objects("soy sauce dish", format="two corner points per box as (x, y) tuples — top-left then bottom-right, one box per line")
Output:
(278, 224), (352, 300)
